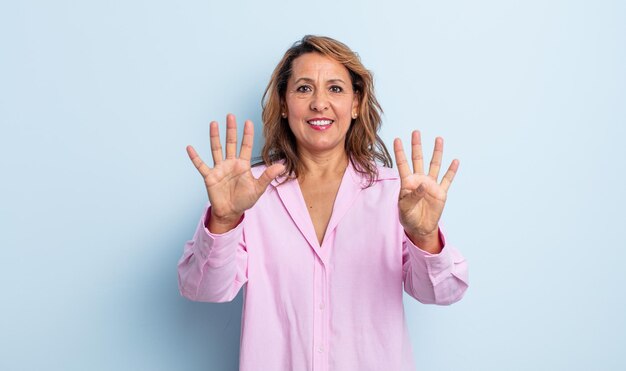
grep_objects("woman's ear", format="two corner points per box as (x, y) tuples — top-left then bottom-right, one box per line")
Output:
(281, 103), (288, 118)
(351, 94), (359, 119)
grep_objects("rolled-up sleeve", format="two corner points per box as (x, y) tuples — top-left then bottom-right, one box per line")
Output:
(402, 227), (469, 305)
(177, 204), (248, 303)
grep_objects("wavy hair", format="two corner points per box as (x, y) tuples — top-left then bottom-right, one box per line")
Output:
(261, 35), (392, 186)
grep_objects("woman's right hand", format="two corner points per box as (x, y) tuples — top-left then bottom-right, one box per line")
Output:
(186, 114), (285, 234)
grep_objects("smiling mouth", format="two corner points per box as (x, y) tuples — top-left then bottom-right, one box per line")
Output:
(307, 119), (334, 130)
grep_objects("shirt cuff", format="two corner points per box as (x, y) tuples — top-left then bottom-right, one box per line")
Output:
(193, 206), (245, 267)
(405, 227), (454, 286)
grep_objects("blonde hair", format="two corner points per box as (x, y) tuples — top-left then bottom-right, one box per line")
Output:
(261, 35), (392, 186)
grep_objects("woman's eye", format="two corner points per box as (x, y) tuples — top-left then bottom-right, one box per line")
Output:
(296, 85), (312, 93)
(329, 86), (343, 93)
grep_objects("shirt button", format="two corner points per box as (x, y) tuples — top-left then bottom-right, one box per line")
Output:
(319, 303), (325, 310)
(318, 346), (324, 353)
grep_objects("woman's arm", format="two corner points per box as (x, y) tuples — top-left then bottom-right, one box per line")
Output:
(177, 205), (248, 303)
(401, 228), (468, 305)
(393, 131), (468, 304)
(180, 114), (283, 302)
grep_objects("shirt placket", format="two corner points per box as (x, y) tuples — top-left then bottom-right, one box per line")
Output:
(313, 256), (329, 371)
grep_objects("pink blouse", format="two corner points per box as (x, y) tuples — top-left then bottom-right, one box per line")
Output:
(178, 163), (469, 370)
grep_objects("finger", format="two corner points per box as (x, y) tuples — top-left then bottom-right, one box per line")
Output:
(186, 145), (211, 178)
(440, 159), (460, 192)
(411, 130), (424, 174)
(239, 120), (254, 161)
(209, 121), (223, 166)
(428, 137), (444, 180)
(225, 113), (238, 159)
(393, 138), (411, 179)
(255, 163), (286, 194)
(402, 182), (427, 203)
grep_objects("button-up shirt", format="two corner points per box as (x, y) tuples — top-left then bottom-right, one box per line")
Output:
(178, 163), (469, 370)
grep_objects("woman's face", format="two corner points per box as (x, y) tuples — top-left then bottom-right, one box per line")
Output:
(284, 52), (358, 157)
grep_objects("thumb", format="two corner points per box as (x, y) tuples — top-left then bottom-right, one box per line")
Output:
(402, 183), (427, 203)
(255, 163), (286, 193)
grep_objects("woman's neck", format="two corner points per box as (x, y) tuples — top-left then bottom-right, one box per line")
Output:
(297, 148), (349, 181)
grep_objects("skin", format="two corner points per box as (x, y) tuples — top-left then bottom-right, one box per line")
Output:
(283, 53), (359, 245)
(394, 132), (459, 253)
(283, 53), (358, 161)
(186, 53), (459, 254)
(186, 115), (285, 234)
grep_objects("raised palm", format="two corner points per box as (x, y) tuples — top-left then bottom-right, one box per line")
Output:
(393, 131), (459, 251)
(186, 114), (285, 233)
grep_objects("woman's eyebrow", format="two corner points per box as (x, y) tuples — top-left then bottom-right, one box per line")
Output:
(293, 77), (347, 84)
(293, 77), (315, 84)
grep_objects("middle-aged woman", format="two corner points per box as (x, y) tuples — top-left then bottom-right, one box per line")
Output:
(178, 35), (469, 370)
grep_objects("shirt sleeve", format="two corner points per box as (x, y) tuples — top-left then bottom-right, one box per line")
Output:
(401, 226), (469, 305)
(177, 203), (248, 303)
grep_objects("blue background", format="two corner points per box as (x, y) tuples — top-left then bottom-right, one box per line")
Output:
(1, 0), (625, 370)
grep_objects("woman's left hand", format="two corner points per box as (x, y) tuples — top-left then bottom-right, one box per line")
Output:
(393, 131), (459, 254)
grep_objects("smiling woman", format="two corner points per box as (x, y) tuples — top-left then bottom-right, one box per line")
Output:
(283, 53), (358, 162)
(178, 35), (469, 371)
(261, 36), (391, 186)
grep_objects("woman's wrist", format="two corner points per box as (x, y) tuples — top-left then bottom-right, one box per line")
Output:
(405, 228), (442, 254)
(206, 209), (243, 234)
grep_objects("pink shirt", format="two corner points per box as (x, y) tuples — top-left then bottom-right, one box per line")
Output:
(178, 163), (469, 370)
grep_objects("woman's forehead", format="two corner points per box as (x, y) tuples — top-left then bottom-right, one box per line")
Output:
(290, 53), (350, 82)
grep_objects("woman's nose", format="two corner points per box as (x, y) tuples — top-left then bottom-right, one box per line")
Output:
(310, 90), (329, 111)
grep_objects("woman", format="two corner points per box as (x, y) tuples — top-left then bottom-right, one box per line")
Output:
(178, 35), (468, 370)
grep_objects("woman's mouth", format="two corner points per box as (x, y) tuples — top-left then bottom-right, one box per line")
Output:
(307, 119), (334, 131)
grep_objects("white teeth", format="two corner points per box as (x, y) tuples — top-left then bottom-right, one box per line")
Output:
(308, 119), (333, 126)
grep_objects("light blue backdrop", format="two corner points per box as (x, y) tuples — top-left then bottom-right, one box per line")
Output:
(1, 0), (625, 370)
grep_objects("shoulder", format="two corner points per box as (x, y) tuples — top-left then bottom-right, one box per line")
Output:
(251, 161), (291, 190)
(252, 159), (294, 186)
(369, 165), (400, 194)
(353, 164), (401, 206)
(250, 163), (267, 178)
(374, 165), (399, 182)
(350, 163), (400, 195)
